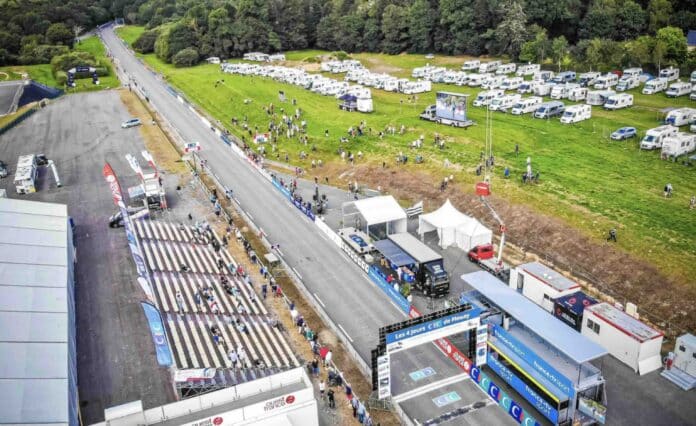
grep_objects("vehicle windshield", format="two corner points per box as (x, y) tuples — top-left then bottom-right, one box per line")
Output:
(606, 99), (616, 104)
(643, 135), (655, 142)
(563, 111), (573, 117)
(512, 103), (523, 109)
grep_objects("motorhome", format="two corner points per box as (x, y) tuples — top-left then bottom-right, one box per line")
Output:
(533, 70), (554, 81)
(402, 80), (432, 94)
(640, 125), (678, 150)
(622, 68), (642, 79)
(594, 73), (619, 89)
(691, 70), (696, 84)
(568, 87), (588, 101)
(661, 133), (696, 159)
(533, 83), (554, 96)
(552, 71), (576, 84)
(550, 83), (579, 100)
(472, 90), (505, 107)
(659, 67), (680, 82)
(586, 90), (616, 106)
(560, 104), (592, 124)
(481, 75), (506, 89)
(13, 154), (38, 194)
(462, 60), (480, 71)
(496, 63), (517, 75)
(478, 60), (501, 73)
(665, 108), (696, 127)
(604, 93), (633, 110)
(517, 80), (541, 94)
(489, 94), (521, 111)
(510, 97), (543, 115)
(500, 77), (524, 91)
(642, 78), (668, 94)
(533, 101), (565, 119)
(616, 76), (640, 91)
(467, 73), (487, 87)
(516, 63), (540, 77)
(665, 82), (692, 98)
(578, 72), (601, 87)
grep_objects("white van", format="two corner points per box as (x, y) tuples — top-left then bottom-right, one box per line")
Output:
(568, 87), (588, 101)
(496, 63), (517, 75)
(560, 104), (592, 124)
(659, 67), (680, 82)
(622, 68), (642, 79)
(467, 74), (487, 87)
(500, 77), (524, 91)
(510, 97), (543, 115)
(533, 101), (565, 119)
(661, 133), (696, 159)
(616, 76), (640, 92)
(533, 83), (555, 96)
(14, 154), (38, 194)
(516, 64), (540, 77)
(479, 60), (501, 73)
(594, 73), (619, 89)
(489, 94), (521, 111)
(642, 78), (668, 95)
(481, 75), (506, 89)
(665, 108), (696, 127)
(550, 83), (579, 100)
(586, 90), (616, 106)
(473, 90), (505, 107)
(665, 82), (692, 98)
(604, 93), (633, 110)
(640, 125), (678, 150)
(462, 60), (480, 71)
(578, 72), (601, 87)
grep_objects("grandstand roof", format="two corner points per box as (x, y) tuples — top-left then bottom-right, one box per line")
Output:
(0, 198), (75, 425)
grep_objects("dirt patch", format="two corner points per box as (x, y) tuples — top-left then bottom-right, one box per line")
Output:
(362, 56), (403, 75)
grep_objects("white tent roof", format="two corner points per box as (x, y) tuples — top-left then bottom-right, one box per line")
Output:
(418, 199), (492, 250)
(418, 199), (469, 230)
(353, 196), (406, 225)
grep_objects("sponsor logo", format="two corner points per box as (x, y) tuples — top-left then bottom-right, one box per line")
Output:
(264, 394), (295, 412)
(213, 417), (223, 425)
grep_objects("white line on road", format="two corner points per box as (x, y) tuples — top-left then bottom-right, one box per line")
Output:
(313, 293), (326, 308)
(292, 267), (303, 280)
(276, 248), (284, 257)
(246, 211), (254, 220)
(338, 324), (354, 343)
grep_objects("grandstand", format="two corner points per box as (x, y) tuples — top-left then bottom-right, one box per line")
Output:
(134, 220), (298, 396)
(0, 80), (62, 116)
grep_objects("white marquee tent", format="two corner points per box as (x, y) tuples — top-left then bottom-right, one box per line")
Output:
(418, 199), (492, 251)
(342, 195), (407, 238)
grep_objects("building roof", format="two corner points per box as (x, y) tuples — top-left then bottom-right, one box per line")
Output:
(388, 232), (442, 264)
(585, 303), (663, 343)
(374, 239), (416, 267)
(687, 30), (696, 46)
(0, 198), (73, 425)
(463, 271), (607, 364)
(554, 291), (598, 316)
(519, 262), (580, 292)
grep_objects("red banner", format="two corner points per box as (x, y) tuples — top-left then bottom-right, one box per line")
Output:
(409, 306), (474, 374)
(102, 162), (124, 207)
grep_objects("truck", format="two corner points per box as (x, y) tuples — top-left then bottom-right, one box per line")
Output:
(642, 78), (668, 95)
(560, 104), (592, 124)
(467, 244), (509, 279)
(14, 154), (38, 194)
(604, 93), (633, 110)
(661, 133), (696, 159)
(420, 91), (474, 127)
(386, 233), (450, 297)
(640, 125), (678, 150)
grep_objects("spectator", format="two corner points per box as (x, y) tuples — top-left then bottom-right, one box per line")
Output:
(327, 389), (336, 408)
(312, 357), (319, 376)
(691, 195), (696, 210)
(325, 349), (333, 367)
(357, 401), (366, 423)
(319, 380), (325, 399)
(607, 228), (617, 242)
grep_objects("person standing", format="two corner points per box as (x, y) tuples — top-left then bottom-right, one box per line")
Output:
(176, 291), (185, 313)
(357, 400), (366, 423)
(327, 389), (335, 408)
(607, 228), (617, 242)
(325, 349), (333, 367)
(690, 195), (696, 210)
(319, 380), (326, 399)
(312, 357), (319, 377)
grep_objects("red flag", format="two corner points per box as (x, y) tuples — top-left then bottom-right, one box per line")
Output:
(102, 162), (124, 207)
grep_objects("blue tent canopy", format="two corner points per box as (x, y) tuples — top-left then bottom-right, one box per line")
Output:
(374, 239), (416, 267)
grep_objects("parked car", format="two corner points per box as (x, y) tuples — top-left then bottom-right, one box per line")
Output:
(0, 160), (8, 178)
(121, 118), (142, 128)
(611, 127), (637, 140)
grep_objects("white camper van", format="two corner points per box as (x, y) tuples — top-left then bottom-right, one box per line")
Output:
(622, 68), (642, 79)
(516, 64), (540, 77)
(467, 74), (487, 87)
(560, 104), (592, 123)
(517, 80), (540, 94)
(533, 101), (565, 119)
(691, 70), (696, 84)
(472, 90), (505, 107)
(594, 73), (619, 89)
(604, 93), (633, 110)
(586, 90), (616, 106)
(550, 83), (579, 100)
(479, 60), (501, 74)
(616, 76), (640, 91)
(642, 78), (668, 94)
(665, 82), (692, 98)
(640, 125), (678, 150)
(462, 60), (480, 71)
(533, 70), (554, 81)
(568, 87), (588, 101)
(481, 75), (506, 89)
(665, 108), (696, 127)
(552, 71), (576, 84)
(496, 63), (517, 75)
(489, 94), (521, 111)
(659, 67), (680, 82)
(402, 80), (432, 94)
(500, 77), (524, 91)
(533, 83), (554, 96)
(578, 71), (601, 87)
(661, 133), (696, 159)
(510, 97), (543, 115)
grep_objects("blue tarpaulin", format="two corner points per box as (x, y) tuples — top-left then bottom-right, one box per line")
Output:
(374, 239), (416, 267)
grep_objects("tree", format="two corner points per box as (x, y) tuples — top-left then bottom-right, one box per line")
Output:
(45, 23), (74, 47)
(551, 35), (568, 71)
(155, 22), (199, 62)
(493, 0), (528, 59)
(615, 1), (646, 41)
(172, 47), (200, 67)
(625, 35), (653, 68)
(381, 5), (410, 54)
(133, 29), (160, 54)
(579, 0), (617, 40)
(647, 0), (672, 33)
(655, 26), (687, 66)
(408, 0), (436, 53)
(583, 38), (604, 70)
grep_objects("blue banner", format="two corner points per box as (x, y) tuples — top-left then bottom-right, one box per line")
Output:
(491, 324), (574, 398)
(386, 307), (481, 344)
(469, 366), (541, 426)
(487, 353), (559, 423)
(141, 302), (173, 366)
(220, 134), (231, 146)
(368, 266), (410, 314)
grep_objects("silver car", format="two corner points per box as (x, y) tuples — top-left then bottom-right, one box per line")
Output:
(121, 118), (142, 128)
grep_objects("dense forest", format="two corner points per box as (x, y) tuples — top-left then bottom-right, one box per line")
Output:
(1, 0), (694, 71)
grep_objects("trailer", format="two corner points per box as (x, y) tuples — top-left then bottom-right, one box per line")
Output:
(516, 63), (540, 77)
(510, 96), (542, 115)
(462, 59), (480, 71)
(488, 94), (521, 112)
(472, 89), (504, 107)
(604, 93), (633, 110)
(594, 73), (618, 89)
(586, 89), (616, 106)
(666, 81), (692, 97)
(582, 302), (664, 375)
(661, 133), (696, 159)
(568, 87), (588, 101)
(642, 78), (668, 94)
(659, 66), (680, 82)
(508, 262), (581, 312)
(13, 154), (38, 194)
(560, 104), (592, 123)
(420, 91), (474, 127)
(640, 125), (678, 150)
(665, 107), (696, 127)
(553, 291), (599, 331)
(496, 63), (517, 75)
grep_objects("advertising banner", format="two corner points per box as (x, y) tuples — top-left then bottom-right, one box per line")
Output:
(470, 365), (542, 426)
(102, 162), (124, 207)
(491, 324), (575, 398)
(386, 309), (481, 346)
(476, 324), (489, 366)
(377, 355), (391, 399)
(141, 302), (173, 366)
(368, 266), (410, 314)
(436, 92), (468, 122)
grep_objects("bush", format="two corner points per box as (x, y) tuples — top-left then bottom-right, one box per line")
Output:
(55, 71), (67, 86)
(19, 44), (69, 65)
(333, 51), (350, 61)
(133, 29), (159, 54)
(172, 47), (199, 67)
(50, 51), (97, 73)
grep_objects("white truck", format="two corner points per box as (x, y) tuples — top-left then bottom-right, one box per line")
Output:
(489, 94), (521, 111)
(14, 154), (38, 194)
(586, 89), (616, 106)
(642, 78), (668, 95)
(479, 60), (501, 73)
(496, 63), (517, 75)
(616, 76), (640, 91)
(472, 90), (505, 107)
(604, 93), (633, 110)
(510, 97), (543, 115)
(665, 108), (696, 127)
(659, 67), (680, 82)
(594, 73), (619, 89)
(665, 81), (692, 98)
(661, 133), (696, 159)
(462, 60), (480, 71)
(568, 87), (588, 101)
(640, 125), (678, 150)
(500, 77), (524, 91)
(560, 104), (592, 123)
(516, 63), (540, 77)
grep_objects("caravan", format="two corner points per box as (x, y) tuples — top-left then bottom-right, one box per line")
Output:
(616, 76), (640, 91)
(659, 67), (680, 82)
(642, 78), (668, 94)
(462, 60), (480, 71)
(586, 90), (616, 106)
(691, 70), (696, 84)
(13, 154), (38, 194)
(578, 72), (601, 87)
(479, 60), (501, 73)
(661, 133), (696, 159)
(568, 87), (588, 101)
(665, 82), (692, 98)
(510, 97), (543, 115)
(489, 94), (521, 111)
(533, 101), (565, 119)
(665, 108), (696, 127)
(517, 80), (540, 94)
(594, 73), (619, 89)
(550, 83), (579, 100)
(604, 93), (633, 110)
(402, 80), (432, 94)
(640, 125), (678, 150)
(496, 63), (517, 75)
(472, 90), (505, 107)
(516, 63), (540, 77)
(500, 77), (524, 91)
(552, 71), (576, 84)
(560, 104), (592, 124)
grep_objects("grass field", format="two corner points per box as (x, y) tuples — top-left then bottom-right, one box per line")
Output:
(71, 36), (120, 91)
(116, 25), (145, 46)
(0, 64), (58, 87)
(114, 28), (696, 288)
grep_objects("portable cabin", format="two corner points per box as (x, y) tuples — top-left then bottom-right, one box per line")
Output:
(640, 125), (678, 150)
(586, 90), (616, 106)
(666, 82), (692, 97)
(659, 67), (680, 82)
(642, 78), (668, 94)
(496, 63), (517, 75)
(568, 87), (588, 101)
(553, 291), (599, 331)
(594, 73), (618, 89)
(508, 262), (580, 311)
(665, 108), (696, 127)
(604, 93), (633, 110)
(560, 104), (592, 124)
(661, 133), (696, 159)
(462, 60), (480, 71)
(582, 303), (663, 375)
(510, 96), (542, 115)
(516, 63), (540, 77)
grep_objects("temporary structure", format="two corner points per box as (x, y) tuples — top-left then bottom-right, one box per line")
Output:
(342, 195), (407, 239)
(418, 199), (492, 250)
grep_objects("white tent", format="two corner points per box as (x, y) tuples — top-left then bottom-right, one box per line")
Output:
(418, 199), (492, 251)
(342, 195), (407, 237)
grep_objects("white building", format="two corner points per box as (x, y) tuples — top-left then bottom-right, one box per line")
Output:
(508, 262), (581, 312)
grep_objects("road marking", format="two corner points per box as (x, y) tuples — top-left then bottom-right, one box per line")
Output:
(313, 293), (326, 308)
(292, 267), (303, 280)
(276, 248), (285, 257)
(246, 211), (254, 220)
(338, 324), (354, 343)
(393, 373), (469, 403)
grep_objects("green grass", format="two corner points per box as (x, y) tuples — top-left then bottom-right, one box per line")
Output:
(0, 64), (58, 87)
(136, 48), (696, 285)
(67, 36), (119, 92)
(116, 25), (145, 46)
